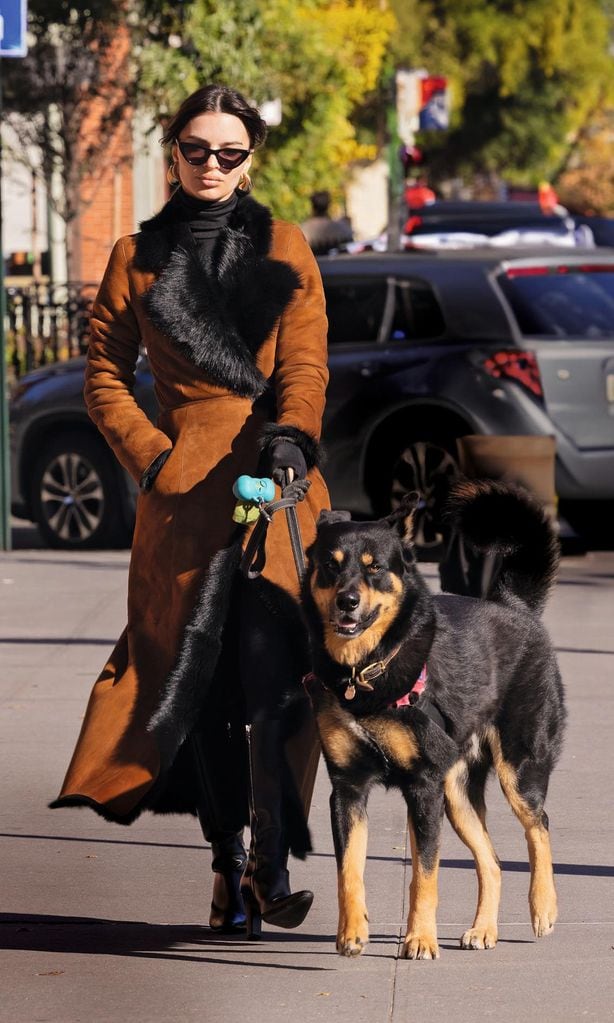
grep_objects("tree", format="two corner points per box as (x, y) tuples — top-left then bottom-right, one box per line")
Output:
(556, 113), (614, 213)
(387, 0), (614, 192)
(2, 1), (131, 276)
(133, 0), (396, 221)
(2, 0), (396, 269)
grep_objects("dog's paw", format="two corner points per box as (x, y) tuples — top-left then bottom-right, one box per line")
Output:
(336, 912), (369, 957)
(460, 925), (498, 950)
(531, 905), (557, 937)
(337, 934), (368, 957)
(401, 933), (440, 960)
(530, 888), (558, 937)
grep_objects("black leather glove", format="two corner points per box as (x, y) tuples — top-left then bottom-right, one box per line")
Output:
(267, 438), (308, 483)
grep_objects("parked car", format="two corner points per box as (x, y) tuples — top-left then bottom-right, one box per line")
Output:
(569, 213), (614, 247)
(402, 200), (589, 250)
(345, 201), (590, 254)
(10, 247), (614, 550)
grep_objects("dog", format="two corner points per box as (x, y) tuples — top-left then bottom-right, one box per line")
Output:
(301, 479), (566, 959)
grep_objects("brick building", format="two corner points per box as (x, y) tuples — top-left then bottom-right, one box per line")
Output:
(2, 27), (165, 287)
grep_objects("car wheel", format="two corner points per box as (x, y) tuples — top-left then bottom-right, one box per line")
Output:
(390, 441), (459, 555)
(30, 433), (130, 550)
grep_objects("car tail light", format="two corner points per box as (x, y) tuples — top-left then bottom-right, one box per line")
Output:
(483, 350), (543, 398)
(505, 266), (549, 278)
(506, 263), (614, 278)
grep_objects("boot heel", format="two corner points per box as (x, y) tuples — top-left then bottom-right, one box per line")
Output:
(244, 891), (262, 940)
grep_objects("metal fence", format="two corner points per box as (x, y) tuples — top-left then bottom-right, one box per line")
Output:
(4, 281), (97, 379)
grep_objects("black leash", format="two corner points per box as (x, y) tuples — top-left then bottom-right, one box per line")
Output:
(240, 473), (311, 582)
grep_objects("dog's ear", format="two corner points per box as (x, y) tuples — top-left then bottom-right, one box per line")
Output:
(317, 509), (352, 526)
(385, 491), (420, 544)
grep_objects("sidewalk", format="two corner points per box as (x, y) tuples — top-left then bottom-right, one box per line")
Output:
(1, 543), (613, 1022)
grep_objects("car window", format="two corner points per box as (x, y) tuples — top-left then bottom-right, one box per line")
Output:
(394, 281), (445, 339)
(323, 277), (445, 344)
(498, 267), (614, 338)
(324, 279), (388, 343)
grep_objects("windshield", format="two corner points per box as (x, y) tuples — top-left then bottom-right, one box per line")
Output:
(497, 267), (614, 338)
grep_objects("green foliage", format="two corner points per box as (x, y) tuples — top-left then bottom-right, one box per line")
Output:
(135, 0), (395, 220)
(2, 0), (128, 231)
(388, 0), (614, 187)
(135, 0), (269, 114)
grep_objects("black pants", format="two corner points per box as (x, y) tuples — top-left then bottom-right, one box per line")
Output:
(194, 576), (310, 836)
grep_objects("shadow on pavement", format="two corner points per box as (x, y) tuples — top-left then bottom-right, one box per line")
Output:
(2, 835), (612, 877)
(0, 913), (401, 965)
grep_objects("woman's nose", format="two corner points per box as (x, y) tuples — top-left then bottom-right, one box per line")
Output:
(204, 152), (221, 168)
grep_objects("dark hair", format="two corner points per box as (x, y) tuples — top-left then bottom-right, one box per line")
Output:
(311, 191), (331, 216)
(160, 84), (267, 149)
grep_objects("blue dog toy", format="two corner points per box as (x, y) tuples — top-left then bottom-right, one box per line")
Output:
(232, 475), (276, 523)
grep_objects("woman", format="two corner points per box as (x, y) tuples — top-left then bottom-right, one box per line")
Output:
(51, 84), (330, 938)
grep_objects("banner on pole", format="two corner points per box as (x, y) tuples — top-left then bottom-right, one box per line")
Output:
(0, 0), (28, 57)
(418, 75), (449, 131)
(395, 69), (449, 143)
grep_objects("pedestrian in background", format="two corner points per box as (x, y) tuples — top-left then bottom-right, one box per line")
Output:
(51, 83), (330, 938)
(301, 190), (354, 255)
(404, 175), (436, 210)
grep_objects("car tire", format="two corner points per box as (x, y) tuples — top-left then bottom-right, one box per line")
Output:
(30, 432), (131, 550)
(389, 440), (460, 558)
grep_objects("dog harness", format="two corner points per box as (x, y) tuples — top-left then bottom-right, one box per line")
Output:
(303, 659), (450, 736)
(389, 664), (427, 708)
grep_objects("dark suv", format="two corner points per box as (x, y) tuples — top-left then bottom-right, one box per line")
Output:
(402, 200), (582, 249)
(10, 247), (614, 549)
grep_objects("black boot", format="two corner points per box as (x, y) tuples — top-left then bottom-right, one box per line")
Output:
(241, 720), (313, 938)
(189, 728), (248, 933)
(208, 831), (248, 933)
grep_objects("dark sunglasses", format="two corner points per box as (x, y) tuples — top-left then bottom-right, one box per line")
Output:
(177, 139), (251, 170)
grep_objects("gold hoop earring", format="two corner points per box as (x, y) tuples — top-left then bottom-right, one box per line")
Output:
(238, 172), (253, 194)
(167, 162), (179, 186)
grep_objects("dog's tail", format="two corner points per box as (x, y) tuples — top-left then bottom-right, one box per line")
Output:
(443, 479), (560, 614)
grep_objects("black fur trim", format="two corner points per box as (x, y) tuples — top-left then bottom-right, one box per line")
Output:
(49, 794), (148, 826)
(147, 536), (311, 771)
(148, 537), (244, 767)
(261, 422), (324, 470)
(134, 193), (302, 398)
(140, 448), (172, 492)
(49, 745), (204, 823)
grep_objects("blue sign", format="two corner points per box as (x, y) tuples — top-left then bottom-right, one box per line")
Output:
(0, 0), (27, 57)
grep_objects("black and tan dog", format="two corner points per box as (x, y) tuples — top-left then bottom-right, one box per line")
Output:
(302, 480), (566, 959)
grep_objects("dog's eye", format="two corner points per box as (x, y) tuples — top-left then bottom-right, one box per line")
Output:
(367, 563), (382, 574)
(325, 557), (341, 573)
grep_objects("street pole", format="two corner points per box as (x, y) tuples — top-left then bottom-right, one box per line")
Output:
(0, 58), (11, 550)
(386, 75), (403, 253)
(0, 0), (29, 551)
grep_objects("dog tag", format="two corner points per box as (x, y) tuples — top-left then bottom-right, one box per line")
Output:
(344, 684), (356, 701)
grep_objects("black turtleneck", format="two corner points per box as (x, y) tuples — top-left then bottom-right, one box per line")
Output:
(175, 188), (239, 259)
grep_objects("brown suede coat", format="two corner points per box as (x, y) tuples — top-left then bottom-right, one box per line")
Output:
(52, 192), (329, 823)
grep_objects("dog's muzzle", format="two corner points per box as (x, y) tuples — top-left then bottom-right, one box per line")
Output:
(330, 602), (380, 637)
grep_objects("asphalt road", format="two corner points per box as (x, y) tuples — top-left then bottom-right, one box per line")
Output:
(1, 540), (613, 1022)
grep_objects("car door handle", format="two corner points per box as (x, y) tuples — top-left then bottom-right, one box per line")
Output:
(359, 362), (374, 378)
(607, 373), (614, 403)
